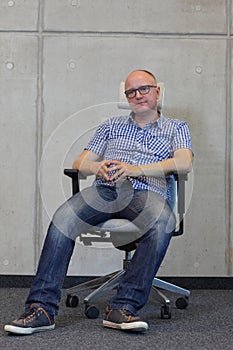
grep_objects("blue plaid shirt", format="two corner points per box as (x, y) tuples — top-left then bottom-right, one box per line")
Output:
(85, 113), (192, 199)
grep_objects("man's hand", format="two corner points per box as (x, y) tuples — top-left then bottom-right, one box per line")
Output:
(106, 160), (140, 182)
(72, 150), (139, 182)
(95, 160), (113, 182)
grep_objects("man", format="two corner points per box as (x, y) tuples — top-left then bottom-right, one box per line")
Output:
(4, 70), (193, 334)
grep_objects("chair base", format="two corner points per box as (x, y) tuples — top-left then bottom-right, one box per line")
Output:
(66, 271), (190, 319)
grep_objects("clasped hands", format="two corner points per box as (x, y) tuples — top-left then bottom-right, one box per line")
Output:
(96, 160), (140, 183)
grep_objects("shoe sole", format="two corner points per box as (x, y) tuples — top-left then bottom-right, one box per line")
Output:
(4, 324), (55, 335)
(103, 320), (148, 332)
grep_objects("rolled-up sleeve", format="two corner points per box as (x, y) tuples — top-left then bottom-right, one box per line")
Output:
(171, 121), (193, 153)
(85, 120), (110, 156)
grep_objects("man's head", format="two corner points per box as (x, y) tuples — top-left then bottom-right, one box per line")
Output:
(124, 70), (160, 117)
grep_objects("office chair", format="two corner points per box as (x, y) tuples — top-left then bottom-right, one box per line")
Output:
(64, 82), (191, 320)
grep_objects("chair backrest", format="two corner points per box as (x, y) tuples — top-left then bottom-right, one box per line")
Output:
(166, 175), (177, 212)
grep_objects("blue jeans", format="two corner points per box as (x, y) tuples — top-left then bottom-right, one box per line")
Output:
(26, 182), (175, 316)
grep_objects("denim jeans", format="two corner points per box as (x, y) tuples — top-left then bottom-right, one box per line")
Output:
(26, 181), (175, 316)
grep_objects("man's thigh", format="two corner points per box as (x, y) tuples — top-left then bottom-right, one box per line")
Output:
(52, 185), (120, 239)
(120, 190), (175, 235)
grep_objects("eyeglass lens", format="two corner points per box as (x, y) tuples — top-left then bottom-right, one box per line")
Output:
(125, 85), (157, 98)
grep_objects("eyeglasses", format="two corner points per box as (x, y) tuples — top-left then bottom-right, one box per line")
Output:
(124, 85), (157, 99)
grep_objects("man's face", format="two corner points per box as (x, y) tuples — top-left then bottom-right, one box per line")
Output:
(124, 71), (160, 115)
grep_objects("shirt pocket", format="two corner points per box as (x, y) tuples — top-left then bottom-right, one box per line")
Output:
(147, 134), (172, 161)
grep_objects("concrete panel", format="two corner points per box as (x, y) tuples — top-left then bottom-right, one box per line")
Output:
(41, 35), (227, 276)
(0, 34), (38, 274)
(229, 38), (233, 274)
(232, 3), (233, 34)
(0, 1), (38, 31)
(44, 0), (226, 34)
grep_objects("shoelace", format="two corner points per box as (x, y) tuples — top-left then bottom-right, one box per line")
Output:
(120, 309), (135, 320)
(18, 304), (39, 320)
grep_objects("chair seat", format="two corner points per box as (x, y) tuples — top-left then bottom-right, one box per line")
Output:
(97, 219), (140, 233)
(86, 219), (141, 251)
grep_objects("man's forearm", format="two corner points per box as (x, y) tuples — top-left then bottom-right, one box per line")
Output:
(107, 149), (193, 182)
(73, 155), (114, 182)
(72, 159), (100, 176)
(137, 156), (192, 178)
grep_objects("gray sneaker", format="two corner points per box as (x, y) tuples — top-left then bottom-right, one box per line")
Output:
(4, 303), (55, 335)
(103, 307), (148, 332)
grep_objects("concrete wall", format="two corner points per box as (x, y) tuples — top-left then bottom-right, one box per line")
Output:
(0, 0), (232, 277)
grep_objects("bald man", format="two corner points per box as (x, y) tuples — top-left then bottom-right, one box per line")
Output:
(5, 70), (193, 334)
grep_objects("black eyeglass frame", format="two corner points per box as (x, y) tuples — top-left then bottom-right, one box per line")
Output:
(124, 85), (157, 99)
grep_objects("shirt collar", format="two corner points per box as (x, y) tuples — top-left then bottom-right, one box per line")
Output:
(128, 111), (164, 129)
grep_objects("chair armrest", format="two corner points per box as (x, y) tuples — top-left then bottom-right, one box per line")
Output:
(173, 173), (187, 215)
(64, 169), (81, 194)
(173, 173), (188, 236)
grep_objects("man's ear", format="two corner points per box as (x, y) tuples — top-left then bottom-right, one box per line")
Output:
(156, 86), (161, 100)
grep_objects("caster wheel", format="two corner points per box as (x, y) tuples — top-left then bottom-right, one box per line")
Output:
(85, 305), (100, 319)
(161, 304), (171, 319)
(175, 297), (189, 309)
(66, 294), (79, 308)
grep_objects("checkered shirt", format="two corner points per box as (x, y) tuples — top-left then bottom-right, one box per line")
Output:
(85, 113), (192, 199)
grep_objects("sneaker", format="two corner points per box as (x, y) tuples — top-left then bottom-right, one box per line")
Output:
(103, 307), (148, 332)
(4, 303), (55, 335)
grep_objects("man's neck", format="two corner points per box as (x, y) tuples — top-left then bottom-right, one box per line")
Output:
(133, 110), (160, 128)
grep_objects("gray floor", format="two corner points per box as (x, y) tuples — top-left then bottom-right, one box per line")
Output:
(0, 287), (233, 350)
